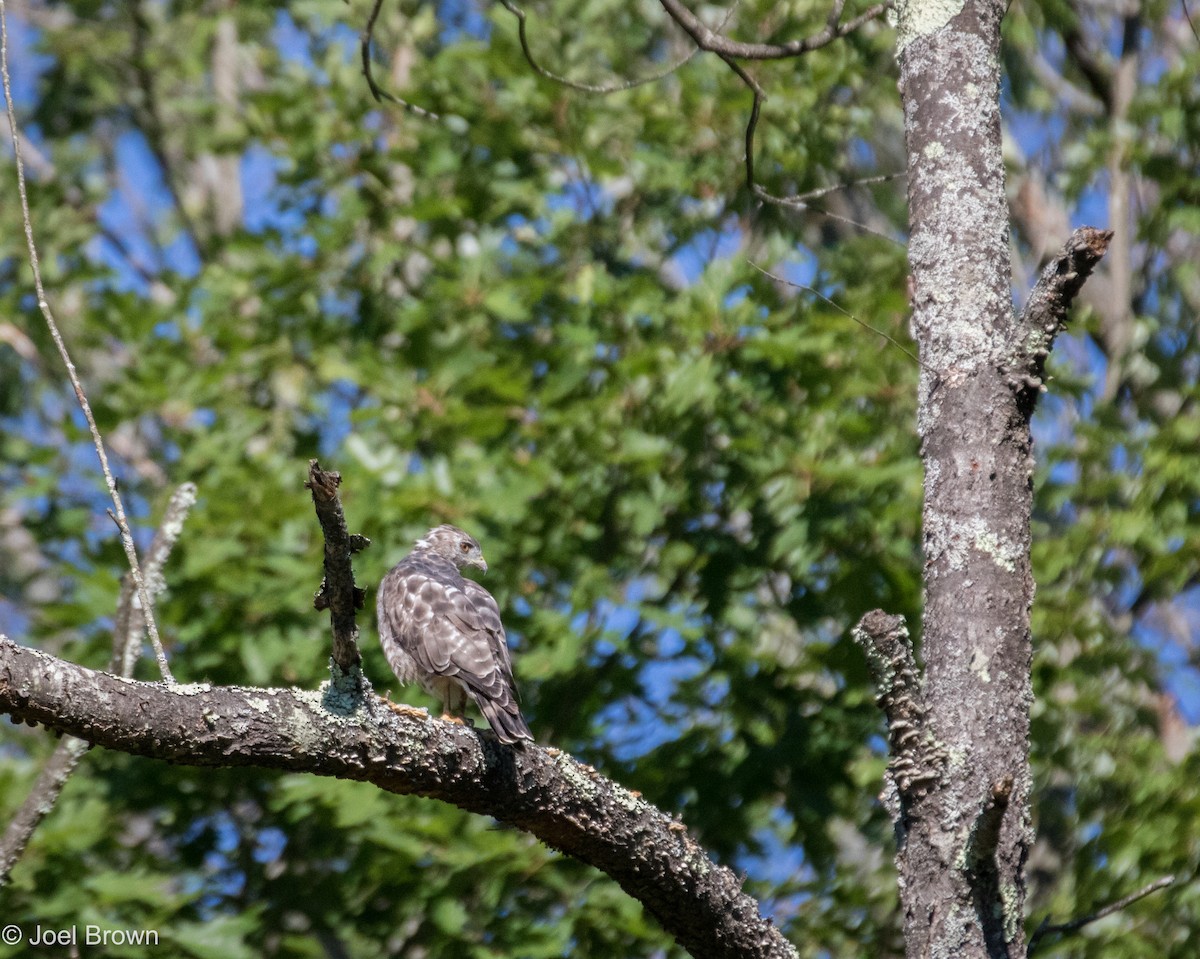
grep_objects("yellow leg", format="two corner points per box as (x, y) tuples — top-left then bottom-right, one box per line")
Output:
(380, 693), (430, 721)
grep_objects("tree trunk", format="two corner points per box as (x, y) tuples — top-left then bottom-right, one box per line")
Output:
(898, 1), (1031, 955)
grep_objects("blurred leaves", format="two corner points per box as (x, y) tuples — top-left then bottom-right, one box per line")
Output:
(0, 0), (1196, 956)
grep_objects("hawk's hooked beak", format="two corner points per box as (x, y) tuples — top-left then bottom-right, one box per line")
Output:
(470, 555), (488, 573)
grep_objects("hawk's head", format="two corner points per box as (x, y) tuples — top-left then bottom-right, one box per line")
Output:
(414, 525), (488, 572)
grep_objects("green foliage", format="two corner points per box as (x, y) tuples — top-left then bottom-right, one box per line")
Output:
(0, 0), (1196, 956)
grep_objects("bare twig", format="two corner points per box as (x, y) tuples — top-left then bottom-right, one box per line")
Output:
(305, 461), (370, 696)
(748, 260), (928, 370)
(656, 0), (898, 239)
(113, 483), (198, 676)
(0, 0), (175, 683)
(360, 0), (443, 121)
(783, 171), (905, 204)
(657, 0), (891, 60)
(497, 0), (740, 94)
(1183, 0), (1200, 49)
(0, 483), (196, 887)
(752, 176), (908, 244)
(1027, 875), (1176, 955)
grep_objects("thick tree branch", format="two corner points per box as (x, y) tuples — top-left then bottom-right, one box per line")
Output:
(305, 460), (369, 686)
(0, 639), (797, 959)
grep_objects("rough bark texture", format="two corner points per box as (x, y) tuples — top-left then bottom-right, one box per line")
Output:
(0, 638), (797, 959)
(894, 0), (1111, 954)
(900, 0), (1029, 955)
(306, 459), (369, 681)
(853, 612), (946, 809)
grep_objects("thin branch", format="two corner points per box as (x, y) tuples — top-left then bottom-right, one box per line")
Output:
(1062, 21), (1113, 110)
(305, 461), (369, 689)
(748, 260), (928, 371)
(784, 171), (906, 204)
(752, 178), (908, 245)
(1007, 226), (1113, 402)
(114, 483), (198, 676)
(0, 0), (175, 683)
(0, 483), (196, 887)
(497, 0), (740, 94)
(1183, 0), (1200, 49)
(657, 0), (890, 60)
(654, 0), (899, 241)
(0, 638), (799, 959)
(1027, 875), (1176, 955)
(360, 0), (444, 121)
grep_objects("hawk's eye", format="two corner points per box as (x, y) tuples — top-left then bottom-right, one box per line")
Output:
(460, 542), (470, 552)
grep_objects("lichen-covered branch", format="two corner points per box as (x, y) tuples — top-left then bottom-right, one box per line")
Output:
(0, 638), (797, 959)
(852, 611), (945, 806)
(898, 0), (1034, 953)
(1008, 226), (1114, 405)
(305, 460), (369, 686)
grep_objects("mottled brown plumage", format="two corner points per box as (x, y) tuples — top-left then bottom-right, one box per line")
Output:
(376, 525), (532, 744)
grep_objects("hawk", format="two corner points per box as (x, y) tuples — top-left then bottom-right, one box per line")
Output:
(376, 525), (533, 745)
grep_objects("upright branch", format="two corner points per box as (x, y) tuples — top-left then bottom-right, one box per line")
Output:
(1006, 226), (1114, 406)
(852, 611), (945, 812)
(0, 483), (196, 887)
(0, 0), (174, 684)
(305, 461), (369, 690)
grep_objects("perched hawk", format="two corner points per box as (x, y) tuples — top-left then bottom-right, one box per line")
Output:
(376, 525), (533, 745)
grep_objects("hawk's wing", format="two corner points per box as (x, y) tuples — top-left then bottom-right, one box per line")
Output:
(379, 559), (531, 743)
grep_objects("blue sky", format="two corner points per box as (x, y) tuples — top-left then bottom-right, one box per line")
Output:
(3, 0), (1198, 919)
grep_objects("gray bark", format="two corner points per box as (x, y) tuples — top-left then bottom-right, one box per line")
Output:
(0, 637), (797, 959)
(884, 0), (1112, 955)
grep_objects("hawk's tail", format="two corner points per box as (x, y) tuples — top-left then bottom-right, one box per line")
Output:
(474, 695), (534, 746)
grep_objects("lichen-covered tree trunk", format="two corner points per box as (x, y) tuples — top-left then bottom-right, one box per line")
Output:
(897, 0), (1032, 956)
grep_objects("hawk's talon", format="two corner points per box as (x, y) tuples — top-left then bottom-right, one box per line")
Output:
(382, 697), (431, 721)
